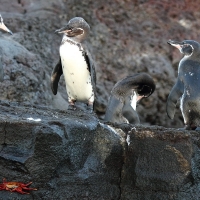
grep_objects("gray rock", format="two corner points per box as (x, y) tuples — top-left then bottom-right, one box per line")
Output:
(121, 126), (194, 200)
(0, 102), (199, 199)
(0, 0), (195, 128)
(0, 101), (123, 199)
(0, 35), (60, 109)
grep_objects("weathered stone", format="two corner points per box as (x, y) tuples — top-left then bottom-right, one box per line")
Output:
(1, 0), (198, 128)
(0, 101), (123, 199)
(1, 1), (200, 199)
(120, 126), (198, 200)
(0, 102), (199, 199)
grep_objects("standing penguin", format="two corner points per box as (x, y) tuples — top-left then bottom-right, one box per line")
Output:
(104, 73), (155, 124)
(167, 39), (200, 130)
(0, 14), (12, 82)
(51, 17), (96, 111)
(0, 14), (12, 34)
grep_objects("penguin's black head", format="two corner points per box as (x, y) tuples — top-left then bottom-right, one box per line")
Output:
(0, 14), (12, 34)
(55, 17), (90, 42)
(113, 73), (155, 100)
(131, 73), (155, 98)
(137, 84), (153, 98)
(167, 40), (200, 57)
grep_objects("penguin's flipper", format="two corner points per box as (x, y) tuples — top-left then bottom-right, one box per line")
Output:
(104, 96), (122, 123)
(83, 50), (96, 96)
(51, 58), (63, 95)
(166, 78), (183, 119)
(122, 96), (140, 125)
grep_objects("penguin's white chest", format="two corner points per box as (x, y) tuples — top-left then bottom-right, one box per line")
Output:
(59, 41), (94, 102)
(130, 91), (137, 110)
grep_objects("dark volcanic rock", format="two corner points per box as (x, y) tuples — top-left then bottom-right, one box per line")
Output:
(0, 102), (199, 199)
(2, 0), (199, 128)
(1, 1), (200, 199)
(0, 36), (49, 104)
(0, 101), (123, 199)
(121, 126), (194, 200)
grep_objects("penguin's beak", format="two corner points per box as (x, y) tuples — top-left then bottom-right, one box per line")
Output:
(136, 95), (144, 102)
(55, 25), (83, 37)
(55, 25), (70, 34)
(0, 22), (12, 35)
(167, 40), (183, 51)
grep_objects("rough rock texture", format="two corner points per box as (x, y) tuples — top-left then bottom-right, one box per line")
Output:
(0, 36), (48, 103)
(0, 101), (123, 199)
(121, 126), (194, 200)
(1, 1), (200, 129)
(1, 1), (200, 199)
(0, 101), (199, 199)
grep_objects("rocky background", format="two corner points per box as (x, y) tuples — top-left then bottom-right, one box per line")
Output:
(0, 0), (199, 128)
(1, 1), (200, 199)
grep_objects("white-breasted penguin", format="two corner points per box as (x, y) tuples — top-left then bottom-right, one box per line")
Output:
(104, 73), (155, 124)
(0, 14), (12, 34)
(167, 39), (200, 130)
(0, 14), (12, 82)
(51, 17), (96, 111)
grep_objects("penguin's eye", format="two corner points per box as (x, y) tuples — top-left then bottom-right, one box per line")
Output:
(67, 26), (73, 31)
(182, 44), (193, 56)
(137, 85), (152, 96)
(183, 44), (191, 48)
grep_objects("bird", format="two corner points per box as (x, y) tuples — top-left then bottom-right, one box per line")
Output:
(104, 73), (155, 124)
(0, 14), (12, 82)
(167, 39), (200, 130)
(51, 17), (96, 112)
(0, 14), (12, 34)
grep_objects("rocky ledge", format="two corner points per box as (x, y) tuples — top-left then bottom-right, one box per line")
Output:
(0, 101), (199, 200)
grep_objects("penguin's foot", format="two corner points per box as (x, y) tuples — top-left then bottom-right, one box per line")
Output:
(87, 105), (93, 113)
(68, 104), (76, 111)
(87, 101), (94, 113)
(68, 100), (77, 111)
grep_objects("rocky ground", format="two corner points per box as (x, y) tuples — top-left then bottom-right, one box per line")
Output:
(1, 0), (200, 128)
(1, 1), (200, 199)
(0, 101), (199, 200)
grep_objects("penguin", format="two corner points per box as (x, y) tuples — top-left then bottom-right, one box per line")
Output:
(104, 73), (155, 124)
(167, 39), (200, 130)
(0, 14), (12, 34)
(51, 17), (96, 111)
(0, 14), (12, 82)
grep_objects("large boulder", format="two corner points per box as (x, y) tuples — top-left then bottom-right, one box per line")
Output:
(0, 101), (123, 199)
(0, 36), (48, 104)
(121, 126), (195, 200)
(0, 101), (199, 199)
